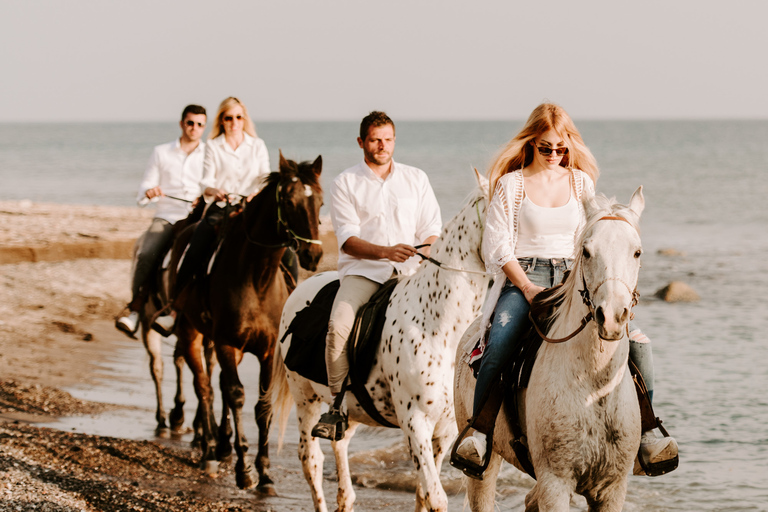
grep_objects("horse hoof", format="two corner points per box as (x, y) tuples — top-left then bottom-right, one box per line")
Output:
(203, 460), (219, 476)
(256, 483), (277, 497)
(236, 470), (256, 490)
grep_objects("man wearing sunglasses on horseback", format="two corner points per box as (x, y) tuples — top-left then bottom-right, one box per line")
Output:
(312, 111), (443, 439)
(116, 104), (207, 338)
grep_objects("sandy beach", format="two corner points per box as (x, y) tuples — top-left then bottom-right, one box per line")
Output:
(0, 201), (473, 511)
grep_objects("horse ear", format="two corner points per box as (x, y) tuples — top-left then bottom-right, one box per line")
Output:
(473, 167), (489, 195)
(628, 186), (645, 217)
(311, 155), (322, 177)
(279, 149), (288, 171)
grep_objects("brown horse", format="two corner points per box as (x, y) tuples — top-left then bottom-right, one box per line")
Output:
(171, 152), (323, 493)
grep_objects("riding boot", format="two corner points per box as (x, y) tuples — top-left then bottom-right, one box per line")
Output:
(629, 335), (679, 477)
(450, 379), (503, 479)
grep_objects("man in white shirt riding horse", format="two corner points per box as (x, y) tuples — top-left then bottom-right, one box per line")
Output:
(116, 104), (207, 338)
(312, 111), (443, 439)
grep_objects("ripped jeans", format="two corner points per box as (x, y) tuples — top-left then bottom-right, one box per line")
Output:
(472, 257), (655, 417)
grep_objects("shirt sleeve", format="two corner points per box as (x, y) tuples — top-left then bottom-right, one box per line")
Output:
(582, 172), (595, 198)
(136, 147), (161, 203)
(482, 177), (517, 274)
(200, 143), (218, 195)
(414, 173), (442, 242)
(329, 176), (361, 251)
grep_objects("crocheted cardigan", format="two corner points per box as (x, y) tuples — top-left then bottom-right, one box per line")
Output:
(469, 168), (595, 365)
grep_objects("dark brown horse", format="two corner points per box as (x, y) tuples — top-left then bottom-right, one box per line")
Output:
(171, 152), (323, 493)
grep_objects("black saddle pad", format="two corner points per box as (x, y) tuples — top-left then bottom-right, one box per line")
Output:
(280, 276), (399, 404)
(282, 280), (340, 385)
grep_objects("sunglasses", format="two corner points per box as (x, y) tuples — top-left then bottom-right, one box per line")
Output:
(223, 114), (243, 122)
(536, 146), (569, 156)
(185, 120), (205, 128)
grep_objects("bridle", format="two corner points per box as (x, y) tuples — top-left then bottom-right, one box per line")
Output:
(243, 178), (323, 249)
(529, 215), (640, 349)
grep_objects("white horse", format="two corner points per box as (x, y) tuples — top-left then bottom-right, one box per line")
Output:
(454, 188), (646, 512)
(270, 170), (490, 512)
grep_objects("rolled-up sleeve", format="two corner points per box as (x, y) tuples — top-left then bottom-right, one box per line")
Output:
(136, 147), (161, 203)
(329, 177), (361, 250)
(200, 143), (218, 192)
(414, 175), (442, 242)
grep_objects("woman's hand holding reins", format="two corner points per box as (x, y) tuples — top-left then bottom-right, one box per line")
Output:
(521, 281), (545, 304)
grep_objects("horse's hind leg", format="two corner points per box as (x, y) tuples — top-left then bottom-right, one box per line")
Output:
(331, 422), (359, 512)
(141, 318), (167, 431)
(169, 339), (186, 433)
(217, 345), (257, 490)
(466, 452), (503, 512)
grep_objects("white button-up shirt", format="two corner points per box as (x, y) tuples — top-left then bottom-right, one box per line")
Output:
(137, 139), (206, 224)
(330, 160), (442, 283)
(200, 133), (271, 198)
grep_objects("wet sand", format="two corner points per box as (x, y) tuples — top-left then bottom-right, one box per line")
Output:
(0, 200), (471, 511)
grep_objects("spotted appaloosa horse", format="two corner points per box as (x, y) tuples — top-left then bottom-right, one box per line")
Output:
(171, 153), (323, 493)
(454, 188), (647, 512)
(271, 170), (491, 512)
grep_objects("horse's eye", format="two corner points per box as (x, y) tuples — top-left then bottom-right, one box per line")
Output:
(582, 247), (591, 259)
(634, 249), (642, 258)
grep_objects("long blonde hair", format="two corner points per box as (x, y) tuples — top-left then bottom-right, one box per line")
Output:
(487, 103), (599, 196)
(209, 96), (257, 140)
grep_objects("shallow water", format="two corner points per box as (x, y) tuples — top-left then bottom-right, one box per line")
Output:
(14, 120), (768, 510)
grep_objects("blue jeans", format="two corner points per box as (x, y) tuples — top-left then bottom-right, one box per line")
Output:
(472, 257), (655, 417)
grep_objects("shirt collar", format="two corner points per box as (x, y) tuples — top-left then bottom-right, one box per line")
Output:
(361, 159), (397, 181)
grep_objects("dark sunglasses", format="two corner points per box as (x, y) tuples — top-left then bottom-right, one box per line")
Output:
(536, 146), (569, 156)
(185, 120), (205, 128)
(223, 114), (243, 122)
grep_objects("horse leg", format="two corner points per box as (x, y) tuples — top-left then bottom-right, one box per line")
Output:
(465, 452), (503, 512)
(253, 350), (276, 493)
(216, 344), (256, 490)
(169, 339), (186, 432)
(216, 372), (233, 461)
(331, 422), (359, 512)
(141, 317), (167, 431)
(177, 319), (218, 475)
(402, 415), (448, 512)
(294, 393), (329, 512)
(584, 480), (628, 512)
(525, 475), (573, 512)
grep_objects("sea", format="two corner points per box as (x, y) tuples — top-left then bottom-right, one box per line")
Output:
(3, 120), (768, 511)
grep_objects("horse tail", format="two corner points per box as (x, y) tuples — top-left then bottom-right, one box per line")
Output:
(268, 341), (294, 453)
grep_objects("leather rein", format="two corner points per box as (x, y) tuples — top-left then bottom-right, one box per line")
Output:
(529, 215), (640, 346)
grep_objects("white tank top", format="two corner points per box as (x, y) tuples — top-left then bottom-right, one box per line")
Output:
(515, 193), (580, 259)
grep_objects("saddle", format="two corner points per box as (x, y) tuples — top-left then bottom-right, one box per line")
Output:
(280, 277), (400, 428)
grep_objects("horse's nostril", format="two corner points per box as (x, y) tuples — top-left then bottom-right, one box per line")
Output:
(595, 307), (605, 325)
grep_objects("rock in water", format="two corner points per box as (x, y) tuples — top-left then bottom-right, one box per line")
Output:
(655, 281), (700, 302)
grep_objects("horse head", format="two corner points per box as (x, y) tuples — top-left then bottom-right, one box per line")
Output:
(274, 151), (324, 272)
(578, 186), (645, 341)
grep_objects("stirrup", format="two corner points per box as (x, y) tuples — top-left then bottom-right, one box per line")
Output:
(311, 409), (348, 441)
(450, 420), (493, 480)
(634, 419), (679, 477)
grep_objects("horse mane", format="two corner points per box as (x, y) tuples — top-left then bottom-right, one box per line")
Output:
(535, 193), (641, 328)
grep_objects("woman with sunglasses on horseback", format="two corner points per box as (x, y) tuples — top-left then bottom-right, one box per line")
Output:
(156, 97), (282, 332)
(453, 103), (678, 478)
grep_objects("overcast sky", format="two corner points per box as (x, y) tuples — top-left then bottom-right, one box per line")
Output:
(2, 0), (766, 122)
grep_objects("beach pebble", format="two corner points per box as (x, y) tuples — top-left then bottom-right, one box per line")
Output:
(654, 281), (700, 302)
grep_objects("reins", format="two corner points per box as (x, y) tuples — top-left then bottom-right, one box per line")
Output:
(529, 214), (639, 346)
(414, 196), (492, 277)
